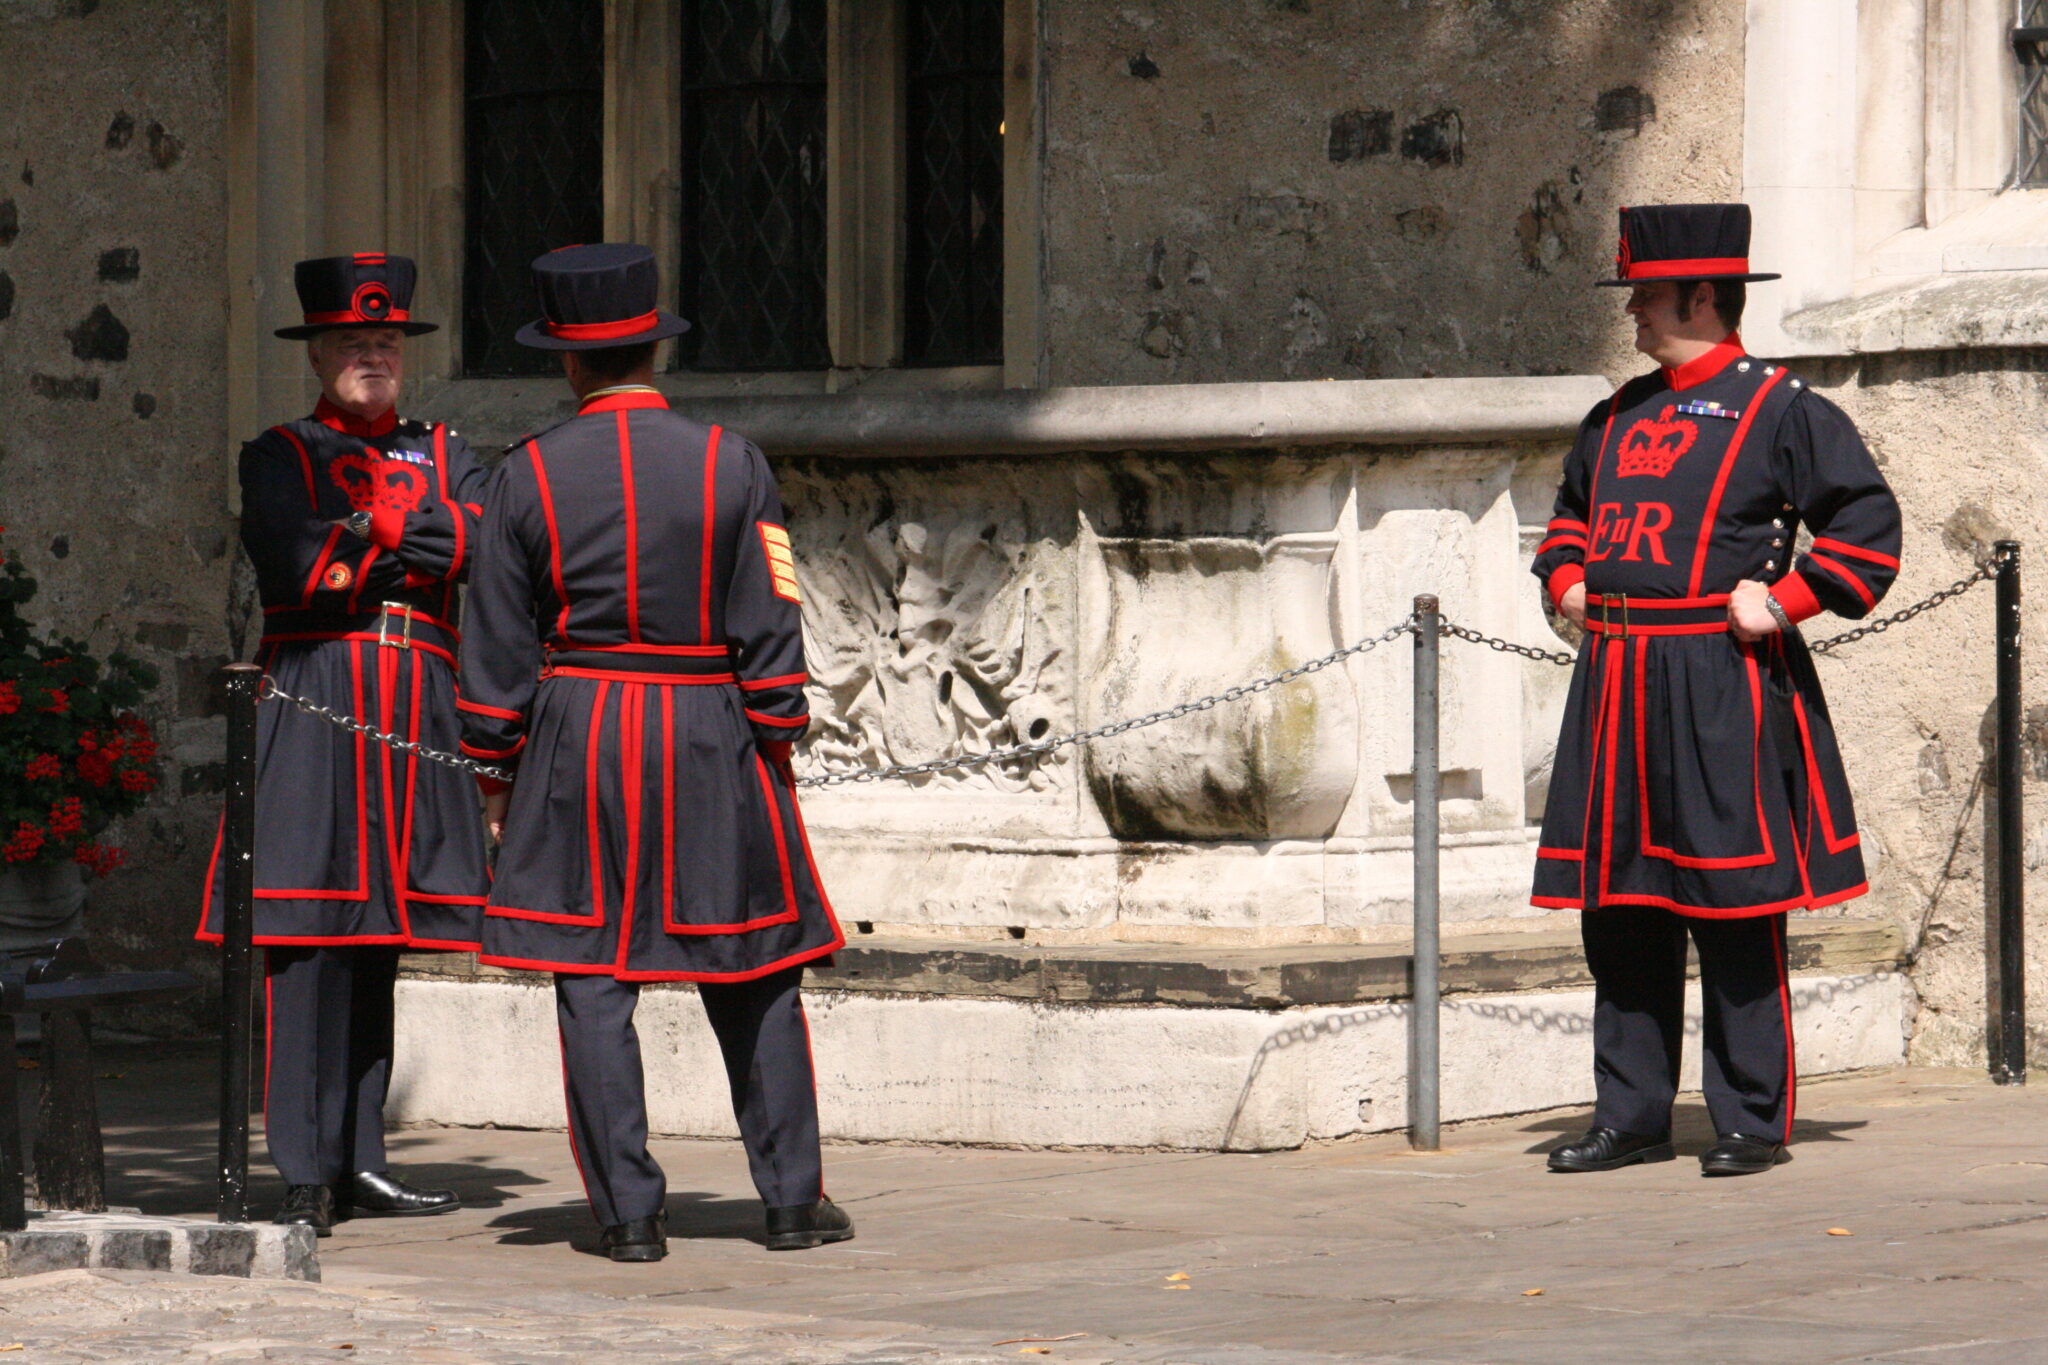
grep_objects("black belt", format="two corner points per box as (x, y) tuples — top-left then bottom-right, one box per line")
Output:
(544, 648), (734, 677)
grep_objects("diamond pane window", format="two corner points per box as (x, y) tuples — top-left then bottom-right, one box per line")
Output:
(904, 0), (1003, 367)
(679, 0), (830, 372)
(2021, 7), (2048, 186)
(463, 0), (604, 377)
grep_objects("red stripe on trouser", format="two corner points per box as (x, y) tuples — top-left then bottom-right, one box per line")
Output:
(1773, 916), (1796, 1143)
(557, 1025), (599, 1221)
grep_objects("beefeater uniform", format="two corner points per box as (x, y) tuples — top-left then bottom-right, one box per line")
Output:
(198, 255), (487, 1190)
(458, 244), (843, 1232)
(1531, 206), (1902, 1145)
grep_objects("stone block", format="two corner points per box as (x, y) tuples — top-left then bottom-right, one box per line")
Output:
(184, 1223), (254, 1277)
(92, 1229), (170, 1272)
(391, 964), (1914, 1152)
(0, 1213), (313, 1280)
(0, 1231), (88, 1276)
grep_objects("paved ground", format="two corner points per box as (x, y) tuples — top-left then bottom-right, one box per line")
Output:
(15, 1046), (2048, 1362)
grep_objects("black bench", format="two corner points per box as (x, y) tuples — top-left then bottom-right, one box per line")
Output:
(0, 938), (198, 1231)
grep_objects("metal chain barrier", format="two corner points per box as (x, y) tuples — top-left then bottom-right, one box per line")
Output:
(257, 675), (515, 784)
(1436, 557), (1998, 665)
(246, 557), (1996, 789)
(794, 616), (1420, 788)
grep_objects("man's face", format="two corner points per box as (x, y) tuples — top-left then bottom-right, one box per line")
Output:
(1623, 282), (1686, 357)
(309, 327), (405, 414)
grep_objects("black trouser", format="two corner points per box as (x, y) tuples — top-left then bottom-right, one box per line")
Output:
(262, 945), (398, 1187)
(554, 966), (823, 1228)
(1582, 909), (1794, 1142)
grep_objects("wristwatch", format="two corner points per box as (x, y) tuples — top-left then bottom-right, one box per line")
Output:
(1763, 591), (1794, 633)
(343, 510), (373, 540)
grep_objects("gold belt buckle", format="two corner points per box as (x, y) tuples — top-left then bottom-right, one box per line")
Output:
(376, 601), (415, 650)
(1599, 595), (1629, 640)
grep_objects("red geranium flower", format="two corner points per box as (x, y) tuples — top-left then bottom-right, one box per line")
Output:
(71, 842), (123, 877)
(117, 768), (155, 794)
(0, 681), (18, 716)
(76, 750), (114, 787)
(46, 799), (83, 837)
(25, 753), (60, 780)
(2, 824), (46, 864)
(39, 688), (68, 714)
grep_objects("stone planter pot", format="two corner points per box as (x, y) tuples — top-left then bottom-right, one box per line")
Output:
(0, 861), (87, 951)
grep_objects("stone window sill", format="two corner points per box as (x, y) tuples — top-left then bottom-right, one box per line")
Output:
(1782, 192), (2048, 355)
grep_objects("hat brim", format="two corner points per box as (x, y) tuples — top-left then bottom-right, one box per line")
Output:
(1595, 272), (1781, 287)
(514, 311), (692, 351)
(274, 319), (441, 339)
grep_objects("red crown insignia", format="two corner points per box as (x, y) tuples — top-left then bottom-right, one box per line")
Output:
(1614, 406), (1698, 479)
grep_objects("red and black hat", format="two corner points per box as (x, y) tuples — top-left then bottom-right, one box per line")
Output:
(1596, 203), (1781, 287)
(274, 253), (438, 339)
(514, 242), (691, 351)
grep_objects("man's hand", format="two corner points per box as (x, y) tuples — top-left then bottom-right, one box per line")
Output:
(1728, 579), (1782, 642)
(484, 787), (511, 843)
(1559, 582), (1587, 626)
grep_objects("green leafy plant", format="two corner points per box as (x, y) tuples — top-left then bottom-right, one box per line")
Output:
(0, 526), (160, 876)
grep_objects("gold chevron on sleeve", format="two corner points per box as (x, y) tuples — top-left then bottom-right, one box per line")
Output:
(759, 522), (802, 603)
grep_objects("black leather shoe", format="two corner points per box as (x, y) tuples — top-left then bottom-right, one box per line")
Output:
(1701, 1133), (1787, 1176)
(339, 1169), (460, 1217)
(598, 1211), (667, 1263)
(1546, 1126), (1676, 1173)
(765, 1195), (855, 1251)
(274, 1183), (338, 1237)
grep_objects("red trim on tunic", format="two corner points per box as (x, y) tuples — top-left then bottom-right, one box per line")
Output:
(740, 672), (808, 691)
(1686, 366), (1789, 597)
(542, 665), (738, 686)
(457, 697), (524, 720)
(1547, 563), (1586, 611)
(1792, 693), (1860, 855)
(745, 709), (808, 728)
(275, 425), (319, 508)
(1807, 552), (1878, 613)
(528, 439), (574, 643)
(301, 526), (346, 607)
(1809, 535), (1898, 570)
(313, 397), (398, 438)
(1548, 517), (1589, 533)
(1660, 334), (1745, 392)
(479, 935), (844, 984)
(699, 426), (723, 643)
(436, 425), (466, 578)
(579, 389), (670, 415)
(611, 684), (646, 971)
(618, 410), (642, 643)
(1537, 846), (1582, 861)
(1633, 641), (1774, 869)
(551, 642), (730, 657)
(1584, 395), (1622, 536)
(1771, 571), (1824, 623)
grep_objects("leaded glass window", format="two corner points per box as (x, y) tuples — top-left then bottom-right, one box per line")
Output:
(463, 0), (604, 377)
(2019, 7), (2048, 186)
(678, 0), (830, 372)
(904, 0), (1004, 367)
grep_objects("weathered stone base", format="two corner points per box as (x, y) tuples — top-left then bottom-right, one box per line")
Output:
(389, 926), (1912, 1151)
(0, 1211), (318, 1281)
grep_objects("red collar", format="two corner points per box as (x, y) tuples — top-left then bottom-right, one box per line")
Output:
(313, 396), (399, 438)
(1661, 333), (1745, 392)
(579, 388), (671, 415)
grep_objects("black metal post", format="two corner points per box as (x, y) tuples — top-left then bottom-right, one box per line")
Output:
(1994, 543), (2026, 1086)
(217, 664), (262, 1220)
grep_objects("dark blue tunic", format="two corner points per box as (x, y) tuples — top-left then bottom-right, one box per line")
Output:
(457, 390), (842, 982)
(1530, 341), (1902, 918)
(199, 400), (490, 949)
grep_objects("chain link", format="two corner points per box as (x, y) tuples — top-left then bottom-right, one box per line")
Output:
(257, 675), (515, 783)
(792, 616), (1421, 788)
(251, 559), (1997, 790)
(1434, 558), (1998, 665)
(1805, 560), (1996, 654)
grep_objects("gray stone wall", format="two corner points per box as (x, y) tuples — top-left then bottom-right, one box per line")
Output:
(1798, 351), (2048, 1068)
(1039, 0), (1742, 387)
(0, 1), (232, 1015)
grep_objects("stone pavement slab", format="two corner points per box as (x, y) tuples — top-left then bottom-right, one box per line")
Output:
(13, 1045), (2048, 1362)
